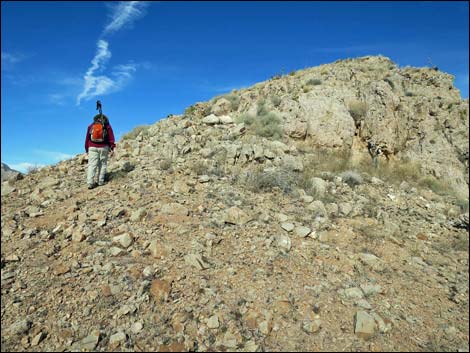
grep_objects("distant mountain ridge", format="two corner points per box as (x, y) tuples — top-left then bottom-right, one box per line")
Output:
(1, 162), (22, 182)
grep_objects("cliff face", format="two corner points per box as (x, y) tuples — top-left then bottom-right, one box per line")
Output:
(1, 56), (468, 352)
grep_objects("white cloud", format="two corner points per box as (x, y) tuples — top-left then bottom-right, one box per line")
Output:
(76, 40), (113, 105)
(34, 150), (74, 162)
(1, 52), (24, 64)
(103, 1), (149, 36)
(1, 51), (26, 70)
(48, 93), (67, 106)
(8, 162), (45, 174)
(76, 2), (149, 105)
(76, 41), (137, 105)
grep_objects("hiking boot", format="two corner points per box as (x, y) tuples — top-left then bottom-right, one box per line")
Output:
(87, 183), (97, 189)
(98, 182), (105, 186)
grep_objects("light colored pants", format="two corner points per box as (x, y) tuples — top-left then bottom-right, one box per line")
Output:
(87, 146), (109, 185)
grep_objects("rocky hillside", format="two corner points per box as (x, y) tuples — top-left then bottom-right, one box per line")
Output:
(1, 56), (469, 352)
(1, 163), (23, 182)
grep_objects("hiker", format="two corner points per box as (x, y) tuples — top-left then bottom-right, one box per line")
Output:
(418, 131), (426, 153)
(367, 139), (381, 168)
(85, 101), (115, 189)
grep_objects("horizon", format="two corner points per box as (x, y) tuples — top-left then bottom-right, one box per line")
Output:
(2, 1), (469, 173)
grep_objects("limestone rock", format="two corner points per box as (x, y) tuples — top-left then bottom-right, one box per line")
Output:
(224, 206), (251, 225)
(150, 279), (171, 302)
(354, 311), (376, 339)
(203, 114), (220, 125)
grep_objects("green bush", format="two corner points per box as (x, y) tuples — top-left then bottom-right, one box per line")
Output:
(404, 91), (415, 97)
(224, 93), (241, 111)
(455, 198), (469, 212)
(184, 105), (196, 116)
(257, 100), (269, 116)
(417, 176), (452, 195)
(306, 78), (322, 86)
(159, 158), (172, 170)
(191, 161), (207, 175)
(245, 166), (297, 194)
(236, 110), (283, 140)
(271, 95), (282, 107)
(121, 125), (151, 140)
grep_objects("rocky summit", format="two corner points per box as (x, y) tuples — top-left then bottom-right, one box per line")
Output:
(1, 56), (469, 352)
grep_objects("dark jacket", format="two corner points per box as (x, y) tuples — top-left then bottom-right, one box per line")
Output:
(85, 115), (116, 153)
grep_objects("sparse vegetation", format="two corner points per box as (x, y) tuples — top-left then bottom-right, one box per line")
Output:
(271, 95), (282, 107)
(224, 93), (241, 111)
(340, 170), (364, 187)
(295, 146), (452, 196)
(306, 78), (322, 86)
(159, 158), (172, 171)
(26, 165), (41, 174)
(121, 125), (151, 140)
(417, 176), (453, 196)
(184, 105), (196, 116)
(245, 166), (298, 194)
(191, 160), (208, 175)
(405, 91), (415, 97)
(256, 100), (268, 116)
(455, 198), (469, 212)
(348, 101), (368, 124)
(236, 105), (283, 140)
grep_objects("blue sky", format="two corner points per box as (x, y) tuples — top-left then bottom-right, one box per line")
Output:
(2, 1), (469, 173)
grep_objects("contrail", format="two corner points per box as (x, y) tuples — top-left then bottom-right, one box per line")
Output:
(76, 2), (149, 105)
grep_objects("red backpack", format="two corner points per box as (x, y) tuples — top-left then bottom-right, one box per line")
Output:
(90, 116), (108, 143)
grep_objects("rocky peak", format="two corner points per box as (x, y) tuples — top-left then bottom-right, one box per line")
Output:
(1, 56), (468, 352)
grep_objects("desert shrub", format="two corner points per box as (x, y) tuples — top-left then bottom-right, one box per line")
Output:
(26, 165), (41, 174)
(455, 198), (469, 212)
(256, 112), (283, 139)
(391, 162), (422, 181)
(417, 176), (452, 195)
(348, 101), (368, 124)
(404, 91), (414, 97)
(191, 160), (208, 176)
(236, 111), (283, 140)
(340, 170), (364, 187)
(303, 86), (312, 93)
(245, 166), (297, 194)
(184, 105), (196, 116)
(306, 78), (322, 86)
(271, 95), (282, 107)
(304, 148), (352, 175)
(237, 113), (255, 126)
(224, 93), (241, 111)
(159, 158), (172, 170)
(256, 100), (269, 116)
(121, 125), (150, 140)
